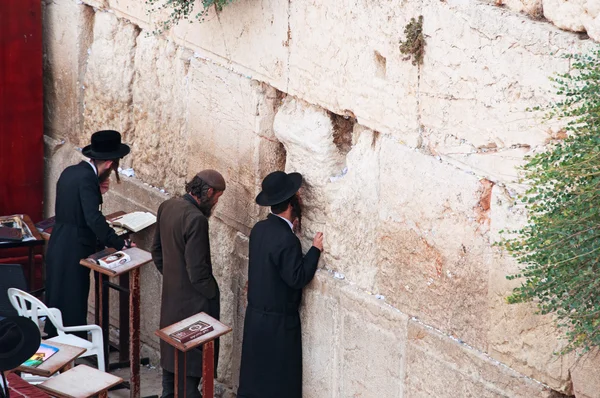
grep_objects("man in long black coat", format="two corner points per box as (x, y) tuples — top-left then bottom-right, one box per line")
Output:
(237, 171), (324, 398)
(151, 170), (226, 398)
(44, 130), (131, 338)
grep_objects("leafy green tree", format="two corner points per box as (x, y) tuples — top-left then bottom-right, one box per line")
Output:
(501, 48), (600, 354)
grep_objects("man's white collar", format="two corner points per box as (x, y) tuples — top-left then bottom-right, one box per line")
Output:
(86, 160), (98, 175)
(272, 212), (293, 231)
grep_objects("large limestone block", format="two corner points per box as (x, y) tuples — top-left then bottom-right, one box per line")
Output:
(375, 139), (491, 349)
(405, 320), (553, 397)
(301, 272), (408, 398)
(337, 283), (407, 398)
(420, 0), (593, 170)
(325, 125), (380, 288)
(288, 0), (420, 141)
(229, 232), (249, 390)
(171, 0), (289, 87)
(300, 274), (340, 398)
(83, 11), (139, 149)
(208, 218), (240, 385)
(130, 35), (191, 193)
(42, 0), (94, 141)
(186, 58), (285, 233)
(273, 96), (348, 249)
(543, 0), (600, 41)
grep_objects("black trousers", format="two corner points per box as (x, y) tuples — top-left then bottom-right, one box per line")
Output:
(161, 370), (201, 398)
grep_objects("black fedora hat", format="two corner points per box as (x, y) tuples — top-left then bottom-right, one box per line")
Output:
(0, 316), (41, 371)
(256, 171), (303, 206)
(82, 130), (130, 160)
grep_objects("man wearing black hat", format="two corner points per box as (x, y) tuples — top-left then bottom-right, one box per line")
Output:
(0, 316), (41, 397)
(151, 170), (226, 398)
(44, 130), (132, 338)
(237, 171), (324, 398)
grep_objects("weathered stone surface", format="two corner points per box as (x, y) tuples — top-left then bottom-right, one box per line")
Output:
(273, 96), (348, 249)
(130, 35), (191, 193)
(209, 218), (240, 384)
(288, 0), (420, 142)
(571, 353), (600, 398)
(83, 11), (138, 151)
(543, 0), (600, 41)
(171, 0), (289, 88)
(375, 138), (491, 350)
(337, 283), (407, 398)
(420, 0), (594, 164)
(325, 125), (380, 288)
(300, 274), (340, 398)
(186, 58), (285, 234)
(42, 0), (94, 141)
(406, 320), (552, 397)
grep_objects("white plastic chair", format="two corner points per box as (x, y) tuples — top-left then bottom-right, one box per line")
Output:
(8, 288), (106, 372)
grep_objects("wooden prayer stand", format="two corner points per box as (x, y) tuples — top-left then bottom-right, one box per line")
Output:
(80, 247), (152, 398)
(37, 364), (123, 398)
(16, 340), (86, 377)
(156, 313), (232, 398)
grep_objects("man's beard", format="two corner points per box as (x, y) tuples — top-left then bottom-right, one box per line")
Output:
(98, 161), (120, 183)
(198, 194), (217, 217)
(290, 193), (302, 232)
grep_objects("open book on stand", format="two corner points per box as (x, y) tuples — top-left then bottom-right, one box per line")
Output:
(108, 211), (156, 233)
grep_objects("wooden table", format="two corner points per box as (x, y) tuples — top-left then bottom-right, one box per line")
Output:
(17, 341), (86, 377)
(80, 247), (152, 398)
(0, 214), (45, 291)
(37, 365), (123, 398)
(156, 312), (232, 398)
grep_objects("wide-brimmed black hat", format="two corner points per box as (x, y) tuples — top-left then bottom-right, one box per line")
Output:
(256, 171), (302, 206)
(82, 130), (130, 160)
(0, 316), (41, 371)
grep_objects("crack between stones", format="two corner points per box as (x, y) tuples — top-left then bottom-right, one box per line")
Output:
(285, 0), (291, 93)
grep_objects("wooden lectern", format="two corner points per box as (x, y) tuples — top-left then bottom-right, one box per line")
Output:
(80, 247), (153, 398)
(156, 313), (232, 398)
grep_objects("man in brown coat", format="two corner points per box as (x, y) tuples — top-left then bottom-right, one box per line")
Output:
(151, 170), (226, 398)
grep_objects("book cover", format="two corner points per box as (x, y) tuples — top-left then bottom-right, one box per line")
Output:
(97, 251), (131, 269)
(35, 216), (55, 233)
(22, 343), (59, 368)
(88, 248), (117, 262)
(0, 227), (22, 242)
(170, 320), (214, 343)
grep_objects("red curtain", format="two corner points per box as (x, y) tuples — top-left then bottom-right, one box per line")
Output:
(0, 0), (44, 222)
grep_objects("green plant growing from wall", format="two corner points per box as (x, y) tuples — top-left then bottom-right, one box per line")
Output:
(399, 16), (424, 66)
(146, 0), (235, 34)
(500, 48), (600, 354)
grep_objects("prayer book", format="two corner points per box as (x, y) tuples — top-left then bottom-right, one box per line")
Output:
(22, 343), (59, 368)
(95, 249), (131, 269)
(0, 227), (22, 242)
(169, 320), (214, 344)
(35, 216), (55, 235)
(109, 211), (156, 233)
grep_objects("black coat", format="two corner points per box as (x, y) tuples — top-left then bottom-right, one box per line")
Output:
(45, 161), (124, 337)
(237, 214), (321, 398)
(151, 194), (220, 378)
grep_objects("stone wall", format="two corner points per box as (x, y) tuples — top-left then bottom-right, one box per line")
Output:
(42, 0), (600, 397)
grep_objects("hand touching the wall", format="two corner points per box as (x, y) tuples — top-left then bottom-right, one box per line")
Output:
(313, 232), (324, 252)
